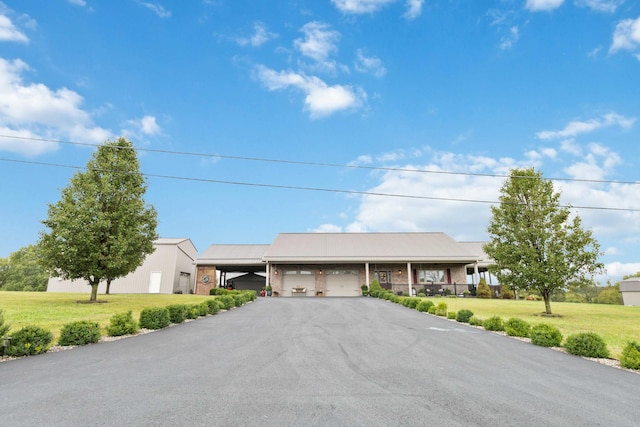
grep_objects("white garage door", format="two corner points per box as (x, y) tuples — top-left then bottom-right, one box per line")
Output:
(282, 270), (315, 296)
(325, 270), (360, 297)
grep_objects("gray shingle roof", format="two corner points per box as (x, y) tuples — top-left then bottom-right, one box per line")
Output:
(262, 232), (480, 263)
(198, 244), (270, 265)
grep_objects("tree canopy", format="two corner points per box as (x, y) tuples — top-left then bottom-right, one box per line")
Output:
(483, 168), (603, 315)
(0, 245), (49, 291)
(38, 138), (158, 301)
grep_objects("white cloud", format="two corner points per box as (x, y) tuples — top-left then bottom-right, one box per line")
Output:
(331, 0), (422, 18)
(67, 0), (87, 6)
(0, 57), (111, 156)
(0, 14), (28, 42)
(575, 0), (624, 13)
(610, 17), (640, 56)
(403, 0), (424, 20)
(536, 112), (635, 140)
(310, 224), (344, 233)
(236, 22), (277, 47)
(331, 0), (396, 14)
(140, 115), (161, 135)
(139, 2), (171, 18)
(500, 26), (520, 50)
(354, 49), (387, 77)
(254, 65), (366, 118)
(525, 0), (565, 12)
(605, 262), (640, 280)
(294, 22), (341, 73)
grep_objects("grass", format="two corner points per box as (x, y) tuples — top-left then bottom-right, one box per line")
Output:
(426, 297), (640, 360)
(0, 292), (212, 340)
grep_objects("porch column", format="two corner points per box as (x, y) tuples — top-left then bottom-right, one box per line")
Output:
(266, 263), (270, 288)
(474, 262), (480, 285)
(407, 262), (413, 296)
(365, 262), (370, 289)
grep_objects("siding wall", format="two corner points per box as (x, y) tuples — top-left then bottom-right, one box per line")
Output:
(47, 240), (197, 294)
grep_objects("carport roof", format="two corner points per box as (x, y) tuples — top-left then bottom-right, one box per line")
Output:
(197, 244), (269, 271)
(263, 232), (480, 263)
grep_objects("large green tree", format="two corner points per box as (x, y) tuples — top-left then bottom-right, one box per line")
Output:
(483, 168), (603, 315)
(0, 245), (49, 291)
(38, 138), (158, 301)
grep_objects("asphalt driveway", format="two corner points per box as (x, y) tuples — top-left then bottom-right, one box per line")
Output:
(1, 297), (639, 426)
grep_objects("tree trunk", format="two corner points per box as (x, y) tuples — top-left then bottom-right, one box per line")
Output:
(543, 293), (552, 315)
(105, 278), (111, 295)
(90, 282), (99, 302)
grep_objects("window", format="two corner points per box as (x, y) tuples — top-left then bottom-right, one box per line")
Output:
(418, 269), (446, 284)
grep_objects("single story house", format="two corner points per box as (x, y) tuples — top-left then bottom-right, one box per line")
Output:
(47, 238), (198, 294)
(620, 278), (640, 306)
(195, 232), (487, 297)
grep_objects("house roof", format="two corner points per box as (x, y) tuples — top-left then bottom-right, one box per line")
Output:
(198, 244), (270, 266)
(459, 241), (493, 267)
(262, 232), (480, 263)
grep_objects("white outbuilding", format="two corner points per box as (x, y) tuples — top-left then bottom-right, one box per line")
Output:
(620, 278), (640, 306)
(47, 238), (198, 294)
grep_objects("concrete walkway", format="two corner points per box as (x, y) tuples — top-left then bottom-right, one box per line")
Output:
(1, 297), (639, 426)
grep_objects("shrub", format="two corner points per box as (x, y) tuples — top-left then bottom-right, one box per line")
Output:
(167, 304), (188, 324)
(620, 342), (640, 370)
(139, 307), (171, 330)
(596, 286), (623, 305)
(476, 278), (491, 299)
(483, 316), (504, 332)
(58, 321), (101, 346)
(233, 294), (245, 307)
(469, 316), (483, 327)
(106, 311), (139, 336)
(0, 309), (11, 341)
(216, 295), (235, 310)
(447, 311), (457, 320)
(416, 300), (434, 313)
(206, 299), (221, 315)
(504, 318), (531, 338)
(435, 302), (448, 317)
(456, 309), (474, 323)
(530, 323), (562, 347)
(406, 298), (420, 309)
(186, 304), (201, 319)
(5, 325), (53, 357)
(198, 301), (210, 316)
(500, 285), (514, 299)
(564, 333), (609, 358)
(427, 306), (437, 315)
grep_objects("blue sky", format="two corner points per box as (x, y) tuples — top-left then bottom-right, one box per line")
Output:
(1, 0), (639, 283)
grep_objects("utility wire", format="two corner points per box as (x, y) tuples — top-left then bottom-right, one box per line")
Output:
(2, 157), (639, 213)
(2, 134), (639, 186)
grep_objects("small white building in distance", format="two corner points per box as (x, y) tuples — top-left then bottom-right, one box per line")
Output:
(620, 278), (640, 306)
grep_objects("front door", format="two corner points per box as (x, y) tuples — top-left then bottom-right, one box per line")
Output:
(375, 270), (392, 289)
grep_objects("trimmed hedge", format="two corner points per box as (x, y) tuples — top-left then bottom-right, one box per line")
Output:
(483, 316), (505, 332)
(139, 307), (171, 330)
(58, 320), (101, 346)
(564, 332), (609, 358)
(435, 302), (448, 317)
(456, 309), (474, 323)
(530, 323), (562, 347)
(205, 299), (221, 315)
(620, 342), (640, 370)
(167, 304), (188, 324)
(447, 311), (457, 320)
(5, 325), (53, 357)
(504, 318), (531, 338)
(416, 300), (434, 313)
(469, 316), (484, 327)
(107, 311), (139, 336)
(186, 304), (201, 319)
(216, 295), (235, 310)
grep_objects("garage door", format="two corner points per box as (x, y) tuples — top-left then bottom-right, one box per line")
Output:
(325, 270), (360, 297)
(282, 270), (315, 296)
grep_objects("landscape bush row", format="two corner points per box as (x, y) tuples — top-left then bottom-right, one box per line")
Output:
(0, 291), (256, 359)
(367, 285), (640, 370)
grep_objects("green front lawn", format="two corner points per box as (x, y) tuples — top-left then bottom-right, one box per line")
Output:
(428, 297), (640, 360)
(0, 292), (212, 340)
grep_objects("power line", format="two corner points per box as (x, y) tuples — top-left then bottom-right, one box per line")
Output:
(2, 157), (639, 213)
(2, 134), (639, 186)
